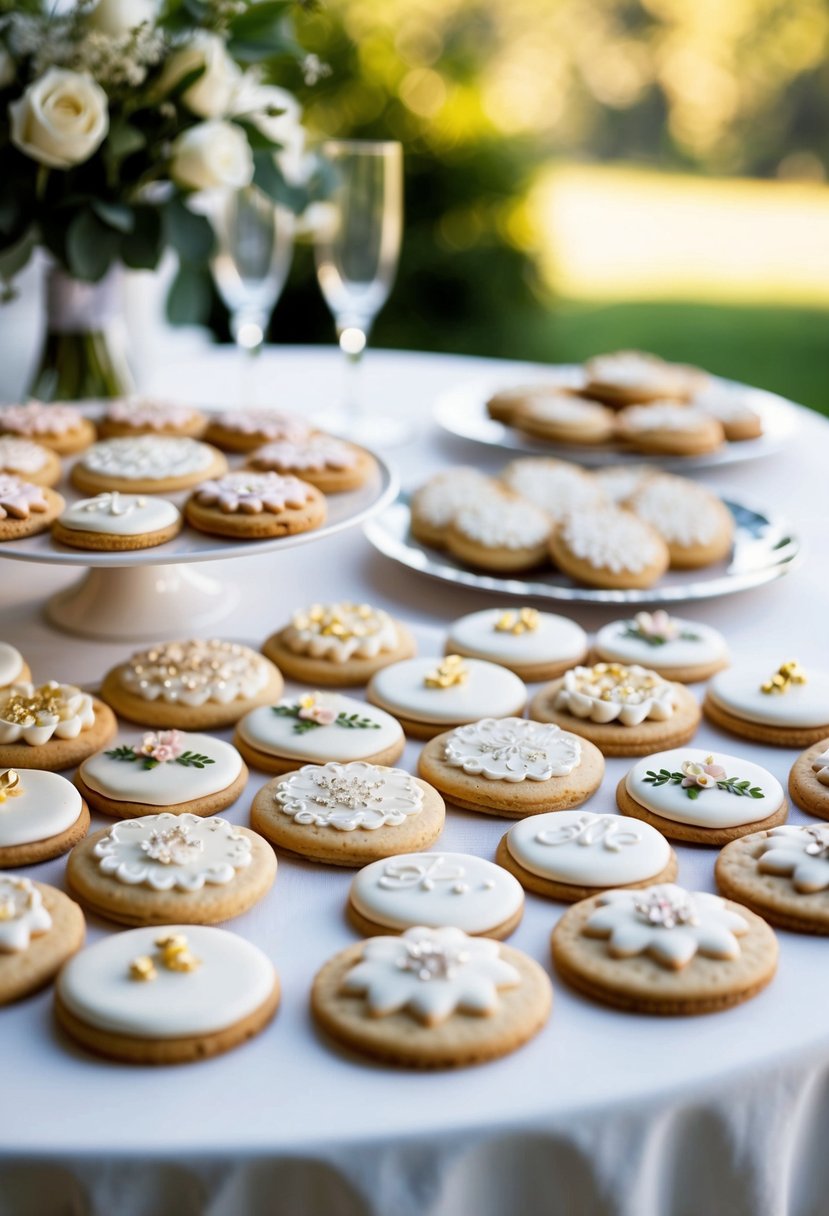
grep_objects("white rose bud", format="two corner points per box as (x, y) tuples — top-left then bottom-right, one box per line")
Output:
(9, 68), (109, 170)
(232, 79), (308, 184)
(170, 120), (254, 191)
(159, 33), (240, 119)
(0, 47), (15, 90)
(87, 0), (158, 35)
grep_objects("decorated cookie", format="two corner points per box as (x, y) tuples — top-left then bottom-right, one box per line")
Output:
(185, 471), (326, 540)
(583, 351), (705, 409)
(0, 401), (96, 455)
(445, 607), (587, 681)
(347, 852), (524, 938)
(71, 435), (227, 495)
(512, 392), (615, 445)
(53, 492), (182, 552)
(367, 655), (527, 741)
(628, 475), (733, 568)
(418, 717), (604, 818)
(234, 691), (405, 775)
(0, 877), (84, 1005)
(0, 682), (116, 772)
(549, 507), (669, 590)
(55, 924), (279, 1063)
(592, 464), (654, 504)
(704, 661), (829, 747)
(204, 408), (312, 453)
(76, 730), (247, 818)
(617, 747), (786, 844)
(594, 611), (729, 683)
(500, 457), (605, 522)
(262, 602), (417, 687)
(691, 383), (763, 442)
(246, 434), (376, 493)
(311, 925), (552, 1068)
(445, 497), (552, 573)
(530, 663), (700, 756)
(716, 825), (829, 933)
(66, 813), (275, 927)
(98, 398), (207, 439)
(497, 809), (677, 902)
(410, 468), (506, 549)
(101, 638), (284, 730)
(251, 761), (444, 866)
(0, 768), (90, 866)
(616, 403), (725, 457)
(0, 474), (64, 541)
(486, 382), (577, 425)
(789, 738), (829, 821)
(0, 643), (30, 689)
(0, 435), (61, 487)
(551, 883), (777, 1014)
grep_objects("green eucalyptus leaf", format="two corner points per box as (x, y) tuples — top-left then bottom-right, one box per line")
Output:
(92, 200), (135, 234)
(164, 196), (214, 263)
(122, 206), (164, 270)
(166, 262), (213, 325)
(66, 209), (121, 282)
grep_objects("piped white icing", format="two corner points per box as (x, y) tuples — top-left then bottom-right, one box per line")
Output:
(0, 436), (49, 474)
(522, 395), (607, 425)
(59, 493), (180, 536)
(758, 825), (829, 893)
(105, 400), (199, 429)
(593, 465), (653, 504)
(80, 732), (243, 806)
(447, 607), (587, 668)
(621, 403), (715, 434)
(0, 643), (24, 687)
(282, 602), (399, 663)
(631, 477), (726, 547)
(812, 748), (829, 787)
(452, 498), (551, 550)
(0, 401), (84, 436)
(369, 656), (527, 725)
(413, 469), (497, 529)
(250, 435), (357, 472)
(0, 768), (83, 847)
(507, 810), (670, 886)
(692, 383), (761, 424)
(626, 747), (780, 828)
(81, 436), (214, 480)
(0, 876), (52, 952)
(237, 694), (402, 763)
(555, 664), (676, 725)
(93, 813), (251, 890)
(595, 614), (728, 669)
(501, 459), (605, 521)
(0, 681), (95, 746)
(444, 717), (581, 781)
(586, 351), (692, 393)
(194, 471), (313, 514)
(558, 508), (662, 573)
(212, 409), (311, 441)
(118, 639), (270, 706)
(709, 666), (829, 729)
(274, 761), (423, 831)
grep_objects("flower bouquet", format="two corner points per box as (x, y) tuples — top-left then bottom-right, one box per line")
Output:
(0, 0), (319, 398)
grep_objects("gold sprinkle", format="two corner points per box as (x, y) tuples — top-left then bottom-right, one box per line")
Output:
(761, 661), (807, 695)
(0, 769), (21, 803)
(129, 956), (157, 982)
(425, 654), (469, 689)
(155, 933), (201, 973)
(494, 607), (540, 636)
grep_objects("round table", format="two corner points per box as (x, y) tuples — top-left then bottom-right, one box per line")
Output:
(1, 347), (825, 1216)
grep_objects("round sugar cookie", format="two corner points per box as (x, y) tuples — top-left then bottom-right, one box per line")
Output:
(513, 392), (615, 445)
(716, 825), (829, 934)
(250, 762), (445, 867)
(71, 436), (227, 495)
(246, 435), (376, 493)
(0, 681), (116, 772)
(445, 497), (552, 573)
(0, 643), (30, 689)
(311, 926), (552, 1068)
(616, 403), (724, 456)
(0, 477), (63, 541)
(204, 408), (312, 453)
(409, 468), (502, 549)
(704, 663), (829, 747)
(263, 602), (416, 687)
(367, 656), (527, 741)
(789, 737), (829, 820)
(0, 879), (84, 1005)
(0, 436), (61, 487)
(97, 399), (207, 439)
(185, 471), (326, 540)
(0, 402), (95, 455)
(417, 718), (604, 818)
(0, 768), (90, 867)
(53, 492), (182, 552)
(500, 457), (605, 521)
(549, 507), (669, 590)
(583, 351), (704, 409)
(593, 464), (655, 504)
(486, 383), (574, 425)
(445, 607), (587, 681)
(628, 475), (733, 569)
(55, 924), (279, 1063)
(594, 612), (729, 683)
(66, 814), (276, 927)
(691, 383), (763, 442)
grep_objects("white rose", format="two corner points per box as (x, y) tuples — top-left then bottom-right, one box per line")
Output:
(0, 48), (15, 90)
(170, 121), (254, 191)
(87, 0), (158, 35)
(232, 79), (308, 184)
(159, 33), (240, 119)
(9, 68), (109, 170)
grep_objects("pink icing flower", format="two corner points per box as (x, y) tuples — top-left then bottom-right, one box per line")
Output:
(634, 609), (678, 641)
(138, 729), (185, 763)
(680, 755), (725, 789)
(298, 703), (337, 725)
(0, 474), (47, 520)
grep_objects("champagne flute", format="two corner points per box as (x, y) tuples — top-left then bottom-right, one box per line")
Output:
(313, 139), (406, 445)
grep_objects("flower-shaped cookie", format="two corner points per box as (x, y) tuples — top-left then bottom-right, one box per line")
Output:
(0, 876), (52, 952)
(194, 471), (312, 514)
(93, 813), (252, 892)
(0, 681), (95, 746)
(444, 717), (581, 781)
(0, 402), (82, 436)
(274, 761), (423, 831)
(0, 474), (48, 520)
(758, 825), (829, 893)
(251, 436), (357, 472)
(556, 663), (676, 725)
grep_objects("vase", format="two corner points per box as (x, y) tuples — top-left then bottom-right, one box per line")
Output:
(29, 264), (135, 401)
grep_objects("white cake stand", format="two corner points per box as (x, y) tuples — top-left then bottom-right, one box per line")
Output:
(0, 458), (397, 640)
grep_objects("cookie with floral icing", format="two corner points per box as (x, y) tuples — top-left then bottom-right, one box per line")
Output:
(311, 924), (551, 1067)
(445, 607), (587, 682)
(446, 497), (552, 573)
(704, 661), (829, 747)
(418, 717), (604, 818)
(97, 398), (207, 439)
(497, 809), (677, 901)
(75, 730), (248, 818)
(55, 924), (279, 1063)
(100, 639), (283, 730)
(0, 768), (91, 866)
(0, 435), (61, 487)
(499, 457), (605, 522)
(262, 602), (417, 687)
(250, 761), (445, 866)
(71, 435), (227, 495)
(549, 506), (669, 590)
(512, 392), (615, 445)
(583, 351), (706, 409)
(367, 655), (527, 741)
(594, 611), (729, 683)
(410, 468), (507, 549)
(0, 475), (64, 541)
(0, 681), (116, 772)
(628, 475), (733, 568)
(0, 878), (84, 1005)
(347, 852), (525, 939)
(617, 747), (787, 844)
(0, 401), (96, 455)
(66, 812), (275, 927)
(185, 471), (326, 540)
(204, 407), (312, 453)
(616, 402), (725, 457)
(234, 691), (405, 775)
(789, 737), (829, 820)
(552, 883), (777, 1014)
(530, 663), (700, 756)
(246, 434), (377, 493)
(0, 643), (30, 689)
(716, 824), (829, 933)
(53, 492), (182, 552)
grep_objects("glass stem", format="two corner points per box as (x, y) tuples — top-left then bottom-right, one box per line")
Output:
(338, 323), (368, 432)
(231, 308), (267, 408)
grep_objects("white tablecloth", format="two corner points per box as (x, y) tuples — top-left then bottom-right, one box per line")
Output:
(1, 347), (827, 1216)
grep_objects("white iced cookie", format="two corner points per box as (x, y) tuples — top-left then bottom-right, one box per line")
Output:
(348, 852), (524, 937)
(704, 661), (829, 746)
(446, 607), (587, 680)
(555, 664), (676, 726)
(282, 602), (400, 662)
(594, 611), (729, 682)
(367, 655), (527, 740)
(249, 435), (357, 471)
(0, 436), (50, 476)
(0, 876), (52, 952)
(500, 458), (605, 521)
(0, 642), (25, 689)
(102, 399), (203, 432)
(758, 826), (829, 893)
(550, 506), (669, 589)
(206, 408), (312, 449)
(57, 492), (181, 536)
(449, 497), (551, 550)
(444, 717), (581, 781)
(0, 681), (95, 746)
(410, 468), (505, 547)
(691, 382), (763, 440)
(92, 814), (251, 891)
(628, 475), (733, 568)
(0, 874), (84, 1006)
(617, 403), (724, 455)
(593, 464), (654, 504)
(716, 822), (829, 935)
(77, 436), (216, 480)
(584, 351), (702, 405)
(0, 767), (89, 863)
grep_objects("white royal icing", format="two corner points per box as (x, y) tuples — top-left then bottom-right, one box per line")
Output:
(558, 508), (662, 573)
(0, 768), (83, 847)
(274, 761), (423, 832)
(0, 401), (84, 436)
(0, 876), (52, 952)
(523, 395), (607, 425)
(709, 666), (829, 729)
(369, 656), (527, 725)
(0, 681), (95, 746)
(57, 925), (276, 1037)
(250, 435), (357, 472)
(692, 383), (761, 424)
(194, 471), (313, 514)
(452, 497), (551, 550)
(621, 403), (714, 434)
(447, 607), (587, 668)
(632, 476), (726, 547)
(0, 643), (24, 687)
(555, 664), (676, 726)
(626, 747), (780, 829)
(595, 613), (728, 669)
(501, 459), (605, 521)
(586, 351), (689, 393)
(584, 884), (748, 969)
(118, 639), (270, 706)
(282, 602), (399, 663)
(59, 493), (180, 536)
(593, 465), (653, 504)
(413, 469), (498, 529)
(812, 748), (829, 787)
(80, 732), (242, 806)
(237, 694), (403, 763)
(340, 925), (521, 1024)
(80, 436), (214, 480)
(350, 852), (523, 933)
(758, 825), (829, 893)
(507, 810), (671, 887)
(93, 813), (251, 891)
(105, 399), (199, 430)
(212, 409), (311, 441)
(444, 717), (582, 781)
(0, 436), (49, 474)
